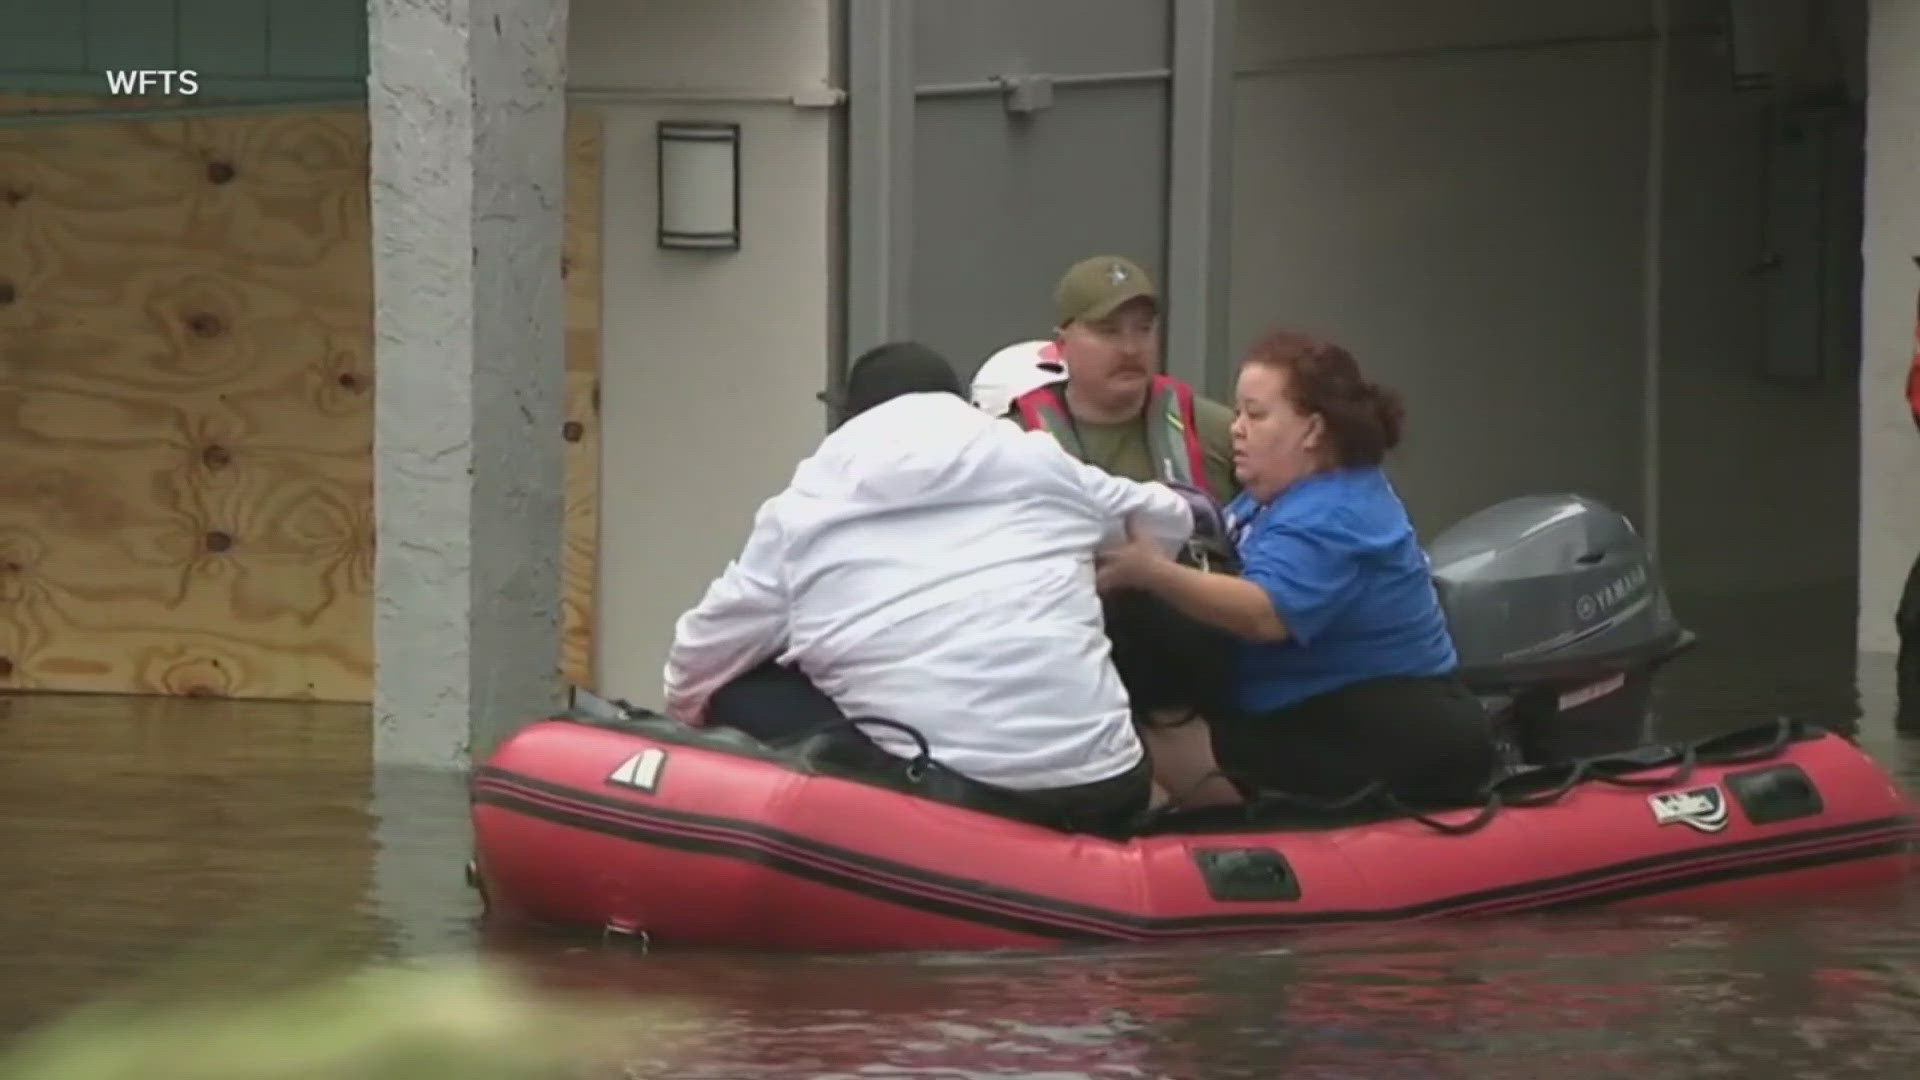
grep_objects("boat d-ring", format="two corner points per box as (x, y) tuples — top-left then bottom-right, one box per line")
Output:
(602, 921), (651, 954)
(464, 859), (490, 912)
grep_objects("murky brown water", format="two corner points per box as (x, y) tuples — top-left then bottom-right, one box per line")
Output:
(4, 583), (1920, 1077)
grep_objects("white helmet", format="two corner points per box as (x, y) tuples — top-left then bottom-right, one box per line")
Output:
(971, 339), (1066, 416)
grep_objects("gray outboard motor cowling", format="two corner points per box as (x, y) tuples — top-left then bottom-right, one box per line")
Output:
(1427, 494), (1694, 763)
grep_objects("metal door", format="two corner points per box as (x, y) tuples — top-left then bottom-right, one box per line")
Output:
(907, 0), (1171, 376)
(843, 0), (1237, 397)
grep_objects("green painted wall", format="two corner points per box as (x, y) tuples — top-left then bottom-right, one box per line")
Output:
(0, 0), (366, 100)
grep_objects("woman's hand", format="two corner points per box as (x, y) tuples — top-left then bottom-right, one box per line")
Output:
(1096, 516), (1174, 593)
(1099, 516), (1292, 643)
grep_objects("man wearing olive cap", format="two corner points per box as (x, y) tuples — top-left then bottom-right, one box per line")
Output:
(1006, 255), (1238, 502)
(1007, 257), (1244, 803)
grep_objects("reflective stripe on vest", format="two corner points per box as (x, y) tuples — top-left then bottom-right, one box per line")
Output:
(1013, 375), (1213, 498)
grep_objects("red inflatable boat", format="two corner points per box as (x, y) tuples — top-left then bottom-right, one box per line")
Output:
(466, 692), (1920, 953)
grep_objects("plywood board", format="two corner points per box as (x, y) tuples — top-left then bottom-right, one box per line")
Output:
(561, 114), (602, 693)
(0, 99), (602, 701)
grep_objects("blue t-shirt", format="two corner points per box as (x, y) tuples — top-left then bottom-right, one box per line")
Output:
(1224, 466), (1458, 714)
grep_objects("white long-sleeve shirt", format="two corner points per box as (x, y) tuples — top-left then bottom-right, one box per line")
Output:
(663, 391), (1195, 791)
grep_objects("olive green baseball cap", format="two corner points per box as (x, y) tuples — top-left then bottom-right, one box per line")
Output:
(1054, 255), (1158, 326)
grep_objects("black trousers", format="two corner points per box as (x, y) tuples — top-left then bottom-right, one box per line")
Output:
(707, 660), (848, 744)
(1101, 587), (1241, 723)
(1899, 547), (1920, 729)
(1101, 588), (1498, 805)
(706, 661), (1152, 834)
(1207, 674), (1499, 807)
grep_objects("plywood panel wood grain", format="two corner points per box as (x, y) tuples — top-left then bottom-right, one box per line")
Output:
(0, 98), (601, 701)
(561, 116), (603, 693)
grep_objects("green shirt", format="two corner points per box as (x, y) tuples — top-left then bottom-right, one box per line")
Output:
(1008, 392), (1241, 500)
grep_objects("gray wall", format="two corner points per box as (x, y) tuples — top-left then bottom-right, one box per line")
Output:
(853, 0), (1863, 614)
(1230, 1), (1666, 539)
(1657, 27), (1863, 597)
(1225, 0), (1862, 610)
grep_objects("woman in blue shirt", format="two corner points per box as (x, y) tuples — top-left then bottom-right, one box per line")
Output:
(1097, 330), (1498, 807)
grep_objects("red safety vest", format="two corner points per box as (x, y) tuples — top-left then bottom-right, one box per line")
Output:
(1013, 375), (1214, 498)
(1908, 283), (1920, 432)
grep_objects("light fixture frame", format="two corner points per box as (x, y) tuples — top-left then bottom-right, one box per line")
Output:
(656, 120), (742, 251)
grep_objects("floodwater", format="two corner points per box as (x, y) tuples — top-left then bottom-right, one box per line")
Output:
(4, 582), (1920, 1077)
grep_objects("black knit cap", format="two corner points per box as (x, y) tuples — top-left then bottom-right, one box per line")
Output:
(839, 341), (964, 422)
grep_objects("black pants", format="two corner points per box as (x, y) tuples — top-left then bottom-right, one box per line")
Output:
(1207, 674), (1500, 807)
(706, 661), (1152, 835)
(1899, 548), (1920, 730)
(707, 660), (848, 744)
(1102, 588), (1241, 723)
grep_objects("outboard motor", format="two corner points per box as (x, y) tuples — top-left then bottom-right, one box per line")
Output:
(1428, 494), (1695, 765)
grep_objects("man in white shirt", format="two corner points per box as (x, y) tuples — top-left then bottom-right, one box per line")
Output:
(662, 341), (1200, 833)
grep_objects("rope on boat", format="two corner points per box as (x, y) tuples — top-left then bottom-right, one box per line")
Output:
(597, 697), (1800, 840)
(767, 714), (939, 780)
(1140, 715), (1798, 837)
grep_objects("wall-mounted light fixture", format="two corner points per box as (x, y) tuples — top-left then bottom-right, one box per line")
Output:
(1726, 0), (1775, 92)
(657, 120), (741, 251)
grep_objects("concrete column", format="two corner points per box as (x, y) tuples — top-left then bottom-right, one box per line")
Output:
(1859, 0), (1920, 656)
(1166, 0), (1236, 401)
(843, 0), (915, 369)
(366, 0), (571, 766)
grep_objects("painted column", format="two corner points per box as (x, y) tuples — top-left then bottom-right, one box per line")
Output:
(1166, 0), (1236, 400)
(1860, 0), (1920, 656)
(843, 0), (916, 377)
(366, 0), (571, 766)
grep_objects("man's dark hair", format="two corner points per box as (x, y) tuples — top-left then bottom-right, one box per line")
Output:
(839, 341), (964, 423)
